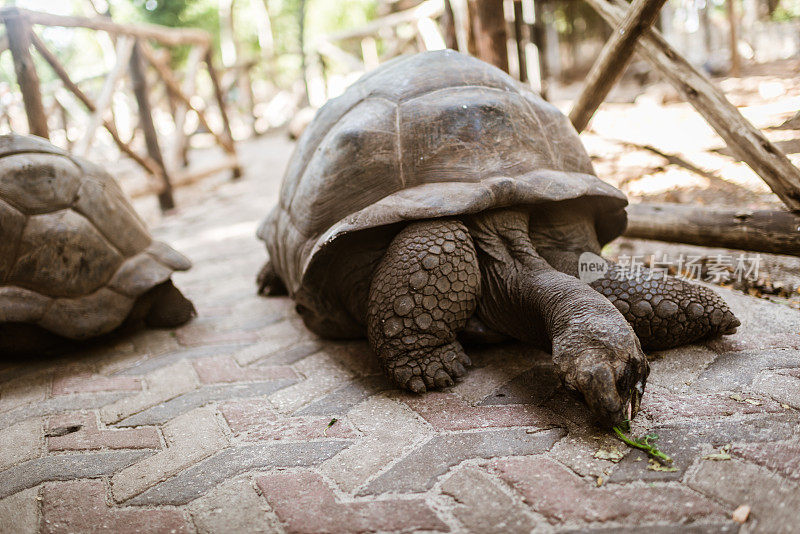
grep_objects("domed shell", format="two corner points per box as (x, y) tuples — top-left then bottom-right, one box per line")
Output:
(259, 50), (627, 294)
(0, 134), (191, 339)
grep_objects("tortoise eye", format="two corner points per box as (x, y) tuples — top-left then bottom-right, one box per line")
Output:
(295, 304), (308, 315)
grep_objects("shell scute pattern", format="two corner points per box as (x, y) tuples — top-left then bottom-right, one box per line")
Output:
(0, 134), (191, 339)
(260, 50), (627, 325)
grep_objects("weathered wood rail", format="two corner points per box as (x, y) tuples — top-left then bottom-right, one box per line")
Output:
(0, 6), (241, 212)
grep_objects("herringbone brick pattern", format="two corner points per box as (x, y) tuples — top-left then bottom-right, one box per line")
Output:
(1, 137), (799, 533)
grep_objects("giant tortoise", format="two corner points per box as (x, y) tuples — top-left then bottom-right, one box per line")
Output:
(0, 134), (195, 355)
(257, 50), (740, 426)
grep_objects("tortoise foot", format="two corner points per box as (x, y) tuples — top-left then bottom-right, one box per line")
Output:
(385, 342), (472, 393)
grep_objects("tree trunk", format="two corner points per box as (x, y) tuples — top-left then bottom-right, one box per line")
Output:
(530, 0), (549, 99)
(471, 0), (509, 72)
(443, 0), (459, 50)
(726, 0), (740, 76)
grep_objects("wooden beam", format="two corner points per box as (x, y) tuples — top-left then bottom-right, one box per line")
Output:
(74, 35), (133, 156)
(585, 0), (800, 213)
(29, 32), (160, 177)
(3, 7), (210, 47)
(624, 203), (800, 257)
(129, 39), (175, 211)
(204, 48), (241, 178)
(169, 45), (204, 169)
(324, 0), (443, 42)
(569, 0), (667, 133)
(470, 0), (509, 72)
(140, 43), (234, 154)
(2, 8), (48, 139)
(416, 17), (447, 50)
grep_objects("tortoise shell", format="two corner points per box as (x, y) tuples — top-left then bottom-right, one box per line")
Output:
(258, 50), (627, 295)
(0, 134), (190, 339)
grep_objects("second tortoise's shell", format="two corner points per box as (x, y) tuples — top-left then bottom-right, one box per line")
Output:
(0, 134), (191, 339)
(259, 50), (627, 294)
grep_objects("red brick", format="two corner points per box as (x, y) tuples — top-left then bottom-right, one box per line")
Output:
(221, 398), (356, 440)
(175, 323), (259, 347)
(492, 456), (723, 524)
(402, 391), (554, 431)
(731, 441), (800, 482)
(47, 413), (160, 451)
(193, 356), (297, 384)
(52, 373), (141, 396)
(641, 388), (783, 423)
(42, 479), (190, 533)
(706, 332), (800, 353)
(256, 470), (448, 533)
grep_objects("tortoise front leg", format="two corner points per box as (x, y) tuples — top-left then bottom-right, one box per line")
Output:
(468, 208), (649, 427)
(367, 219), (479, 393)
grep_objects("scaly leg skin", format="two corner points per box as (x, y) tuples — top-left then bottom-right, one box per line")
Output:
(367, 219), (479, 393)
(257, 259), (288, 296)
(590, 265), (740, 350)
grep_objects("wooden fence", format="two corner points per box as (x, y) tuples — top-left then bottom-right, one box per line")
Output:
(0, 7), (241, 212)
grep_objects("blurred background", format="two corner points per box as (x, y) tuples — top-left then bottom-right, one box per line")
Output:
(0, 0), (799, 302)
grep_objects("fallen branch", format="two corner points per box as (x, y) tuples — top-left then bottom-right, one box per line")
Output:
(624, 202), (800, 257)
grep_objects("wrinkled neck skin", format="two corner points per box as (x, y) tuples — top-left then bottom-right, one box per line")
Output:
(527, 201), (604, 276)
(464, 207), (622, 348)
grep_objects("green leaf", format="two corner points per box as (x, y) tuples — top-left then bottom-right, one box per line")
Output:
(612, 425), (673, 465)
(323, 418), (338, 436)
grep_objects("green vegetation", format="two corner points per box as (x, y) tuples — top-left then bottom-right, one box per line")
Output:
(612, 422), (674, 466)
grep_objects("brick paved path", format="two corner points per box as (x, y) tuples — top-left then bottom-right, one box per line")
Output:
(1, 136), (799, 533)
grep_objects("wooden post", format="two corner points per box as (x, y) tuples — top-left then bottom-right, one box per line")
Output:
(529, 0), (549, 99)
(471, 0), (509, 72)
(443, 0), (459, 50)
(204, 48), (241, 178)
(74, 35), (134, 156)
(569, 0), (667, 133)
(170, 45), (203, 169)
(299, 0), (310, 106)
(726, 0), (740, 76)
(466, 0), (478, 55)
(141, 43), (234, 155)
(2, 8), (49, 139)
(624, 203), (800, 257)
(129, 39), (175, 211)
(29, 31), (161, 177)
(513, 0), (527, 82)
(585, 0), (800, 213)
